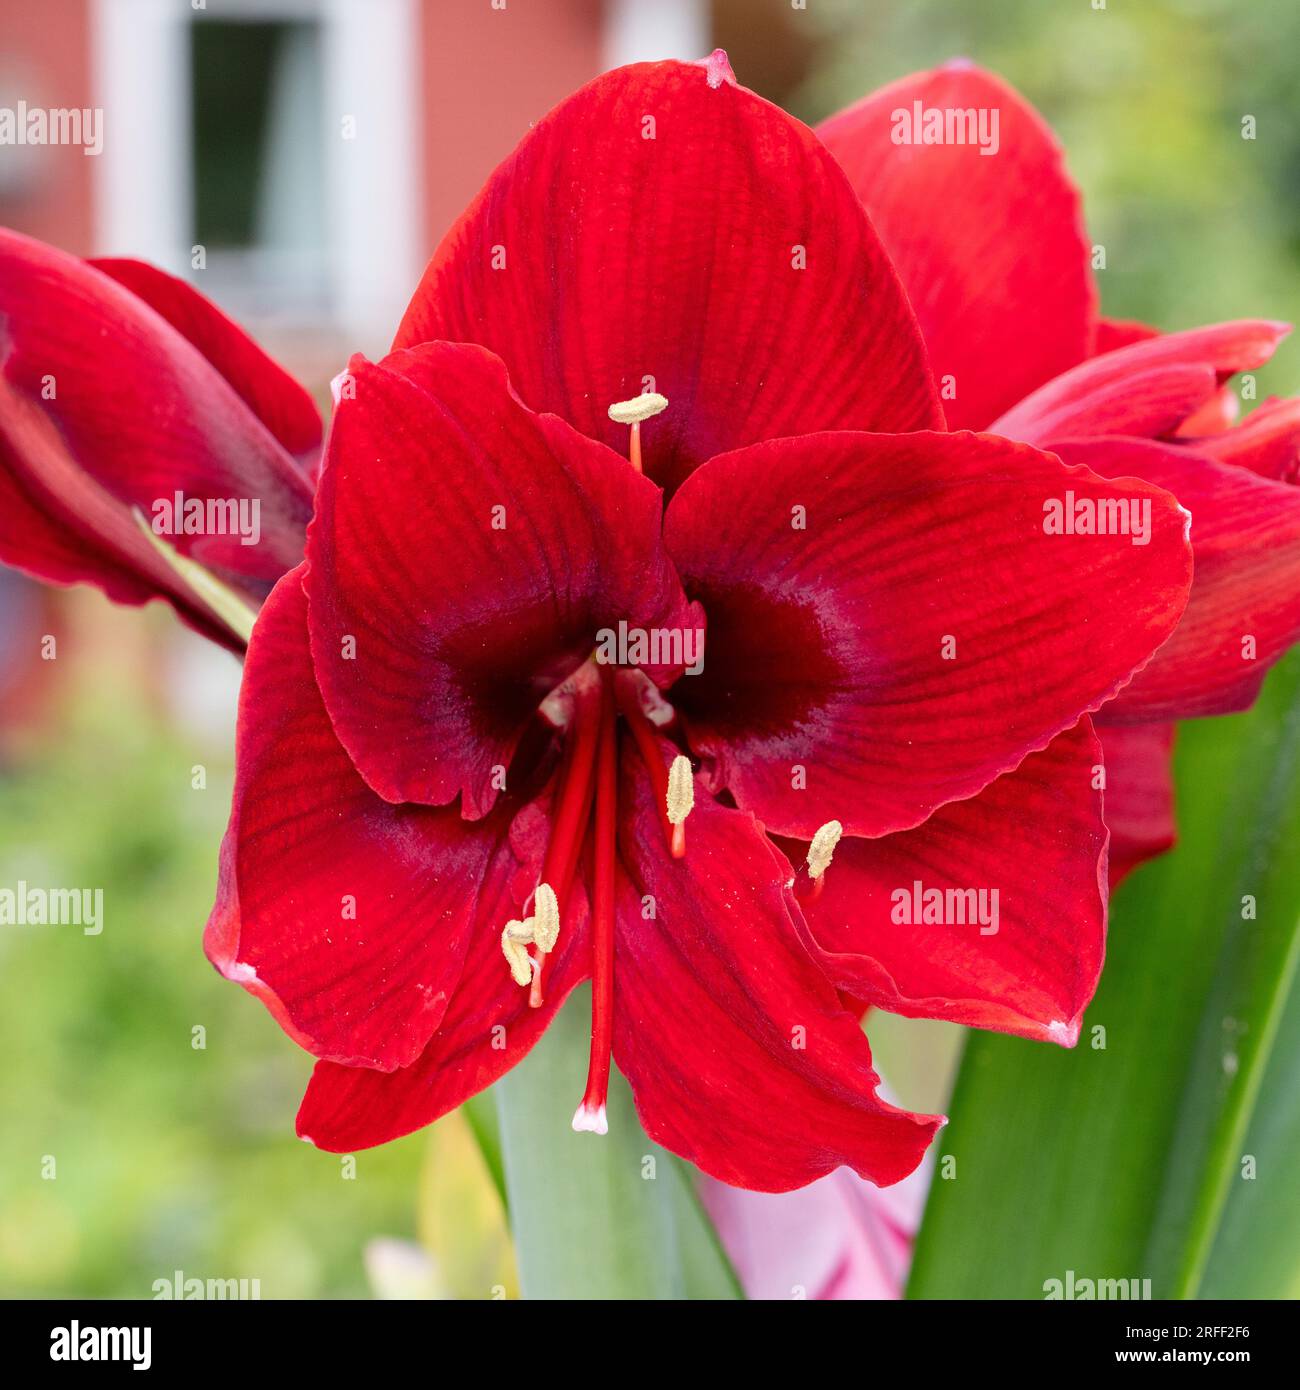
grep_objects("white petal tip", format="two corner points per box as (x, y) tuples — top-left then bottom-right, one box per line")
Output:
(227, 959), (262, 987)
(699, 48), (737, 89)
(329, 369), (353, 406)
(571, 1103), (608, 1135)
(1047, 1018), (1080, 1047)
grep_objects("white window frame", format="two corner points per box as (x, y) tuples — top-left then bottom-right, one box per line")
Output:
(603, 0), (710, 68)
(90, 0), (420, 352)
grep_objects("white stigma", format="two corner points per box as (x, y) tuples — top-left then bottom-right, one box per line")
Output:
(571, 1102), (609, 1135)
(532, 882), (561, 953)
(607, 392), (669, 425)
(806, 820), (843, 880)
(666, 755), (694, 826)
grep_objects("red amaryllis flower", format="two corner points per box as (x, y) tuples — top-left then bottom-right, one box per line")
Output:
(818, 61), (1300, 881)
(205, 54), (1193, 1191)
(0, 229), (320, 649)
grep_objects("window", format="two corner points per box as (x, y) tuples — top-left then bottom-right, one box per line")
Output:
(190, 18), (328, 320)
(92, 0), (419, 353)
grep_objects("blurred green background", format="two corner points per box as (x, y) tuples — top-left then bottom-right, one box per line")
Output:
(2, 0), (1298, 1297)
(0, 607), (430, 1298)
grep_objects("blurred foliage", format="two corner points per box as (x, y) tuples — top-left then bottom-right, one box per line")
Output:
(417, 1109), (518, 1299)
(0, 599), (427, 1298)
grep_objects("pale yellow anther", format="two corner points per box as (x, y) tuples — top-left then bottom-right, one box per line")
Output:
(607, 392), (669, 426)
(501, 925), (535, 987)
(666, 755), (695, 827)
(806, 820), (843, 880)
(532, 883), (561, 953)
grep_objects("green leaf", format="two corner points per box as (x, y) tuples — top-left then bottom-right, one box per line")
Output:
(417, 1109), (519, 1298)
(461, 1092), (507, 1213)
(1199, 956), (1300, 1298)
(131, 507), (257, 644)
(493, 985), (743, 1299)
(908, 650), (1300, 1299)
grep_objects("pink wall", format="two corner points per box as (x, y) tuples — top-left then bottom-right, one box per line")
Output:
(0, 0), (95, 253)
(416, 0), (605, 257)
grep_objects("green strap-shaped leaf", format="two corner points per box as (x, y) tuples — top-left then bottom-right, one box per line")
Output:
(908, 650), (1300, 1299)
(494, 985), (743, 1300)
(1199, 956), (1300, 1298)
(461, 1091), (507, 1214)
(132, 507), (257, 644)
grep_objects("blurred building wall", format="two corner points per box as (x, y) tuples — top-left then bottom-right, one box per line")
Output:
(0, 0), (94, 253)
(419, 0), (604, 259)
(0, 0), (834, 371)
(0, 0), (734, 365)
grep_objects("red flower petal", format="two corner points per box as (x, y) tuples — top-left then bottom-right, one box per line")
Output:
(817, 61), (1096, 431)
(792, 721), (1106, 1044)
(1054, 437), (1300, 718)
(91, 257), (322, 469)
(1094, 318), (1240, 437)
(206, 568), (509, 1070)
(611, 749), (941, 1192)
(394, 59), (941, 493)
(296, 848), (591, 1152)
(305, 340), (696, 817)
(1097, 720), (1177, 886)
(992, 320), (1289, 445)
(1095, 317), (1155, 354)
(0, 230), (314, 646)
(1179, 391), (1242, 439)
(1192, 397), (1300, 481)
(663, 429), (1192, 837)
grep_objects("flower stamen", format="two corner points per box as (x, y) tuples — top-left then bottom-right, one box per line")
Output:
(501, 920), (536, 987)
(802, 819), (843, 903)
(607, 392), (668, 474)
(807, 820), (842, 879)
(613, 674), (691, 857)
(665, 754), (694, 859)
(531, 882), (560, 953)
